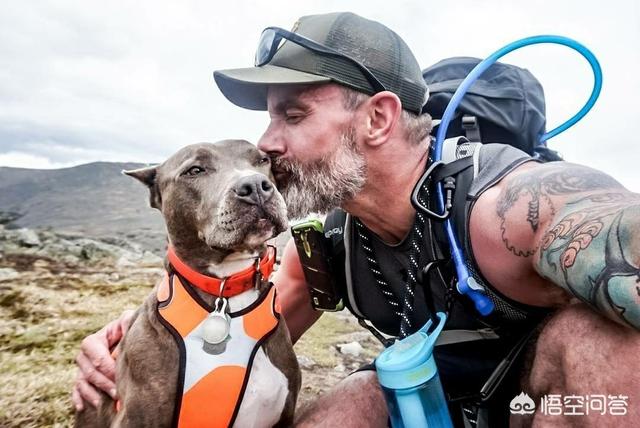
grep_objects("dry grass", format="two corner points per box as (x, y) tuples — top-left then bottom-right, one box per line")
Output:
(0, 256), (156, 427)
(0, 254), (381, 427)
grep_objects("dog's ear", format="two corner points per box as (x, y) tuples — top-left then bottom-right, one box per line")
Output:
(122, 166), (162, 210)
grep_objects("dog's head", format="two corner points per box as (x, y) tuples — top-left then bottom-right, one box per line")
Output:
(124, 140), (288, 257)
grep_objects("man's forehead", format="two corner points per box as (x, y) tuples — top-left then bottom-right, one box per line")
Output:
(266, 83), (343, 110)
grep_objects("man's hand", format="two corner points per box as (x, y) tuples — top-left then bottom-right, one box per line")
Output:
(71, 309), (135, 411)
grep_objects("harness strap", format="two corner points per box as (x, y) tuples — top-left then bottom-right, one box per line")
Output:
(158, 275), (280, 428)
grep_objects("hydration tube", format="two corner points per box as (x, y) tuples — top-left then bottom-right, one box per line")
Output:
(433, 35), (603, 316)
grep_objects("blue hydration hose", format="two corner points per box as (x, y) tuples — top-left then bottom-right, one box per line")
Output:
(434, 35), (603, 316)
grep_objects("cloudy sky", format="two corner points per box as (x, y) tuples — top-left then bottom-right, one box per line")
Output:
(1, 0), (638, 190)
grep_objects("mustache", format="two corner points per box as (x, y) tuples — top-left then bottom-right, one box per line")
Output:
(270, 155), (298, 174)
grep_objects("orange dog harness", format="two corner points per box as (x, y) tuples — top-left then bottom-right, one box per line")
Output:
(156, 247), (280, 428)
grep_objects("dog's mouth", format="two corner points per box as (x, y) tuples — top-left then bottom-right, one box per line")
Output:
(255, 217), (275, 233)
(244, 207), (281, 237)
(204, 201), (287, 252)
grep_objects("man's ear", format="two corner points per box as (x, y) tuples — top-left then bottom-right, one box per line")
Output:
(122, 165), (162, 210)
(364, 91), (402, 147)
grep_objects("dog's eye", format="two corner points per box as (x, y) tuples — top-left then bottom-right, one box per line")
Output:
(184, 166), (205, 176)
(258, 156), (270, 165)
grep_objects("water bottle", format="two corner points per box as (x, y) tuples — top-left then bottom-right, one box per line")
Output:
(375, 312), (453, 428)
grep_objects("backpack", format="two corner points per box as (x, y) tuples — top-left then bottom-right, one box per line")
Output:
(423, 56), (562, 161)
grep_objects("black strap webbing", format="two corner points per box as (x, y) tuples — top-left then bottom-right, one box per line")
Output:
(432, 156), (474, 182)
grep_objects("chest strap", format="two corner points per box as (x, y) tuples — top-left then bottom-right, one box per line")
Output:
(157, 274), (279, 428)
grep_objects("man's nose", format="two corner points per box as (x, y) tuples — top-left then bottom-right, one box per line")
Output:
(232, 174), (274, 205)
(257, 123), (285, 154)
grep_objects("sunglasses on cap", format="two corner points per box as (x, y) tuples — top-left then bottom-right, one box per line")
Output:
(255, 26), (388, 93)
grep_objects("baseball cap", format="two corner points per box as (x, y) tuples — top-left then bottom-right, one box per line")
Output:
(214, 12), (429, 114)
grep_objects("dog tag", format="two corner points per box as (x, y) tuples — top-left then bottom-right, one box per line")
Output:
(202, 313), (230, 344)
(202, 297), (230, 345)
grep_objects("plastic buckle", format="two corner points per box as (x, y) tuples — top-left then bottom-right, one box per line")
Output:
(461, 115), (481, 142)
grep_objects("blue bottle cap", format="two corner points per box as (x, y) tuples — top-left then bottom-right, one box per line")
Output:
(375, 312), (446, 390)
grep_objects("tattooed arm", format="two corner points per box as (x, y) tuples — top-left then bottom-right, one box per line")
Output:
(488, 161), (640, 330)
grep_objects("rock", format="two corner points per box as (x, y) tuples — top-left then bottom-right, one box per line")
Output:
(115, 255), (137, 268)
(0, 211), (22, 225)
(139, 251), (163, 266)
(337, 341), (363, 357)
(61, 255), (80, 265)
(297, 355), (317, 370)
(0, 224), (157, 267)
(115, 249), (162, 268)
(333, 364), (346, 373)
(0, 268), (20, 281)
(15, 228), (41, 247)
(32, 259), (50, 269)
(80, 240), (119, 260)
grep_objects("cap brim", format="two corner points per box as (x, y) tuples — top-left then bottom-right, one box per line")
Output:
(214, 65), (332, 111)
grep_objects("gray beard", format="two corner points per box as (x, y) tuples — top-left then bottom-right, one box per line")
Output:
(273, 127), (367, 219)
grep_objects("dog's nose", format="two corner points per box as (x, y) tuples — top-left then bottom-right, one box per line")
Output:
(233, 174), (274, 205)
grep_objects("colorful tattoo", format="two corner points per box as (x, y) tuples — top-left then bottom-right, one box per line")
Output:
(497, 163), (640, 330)
(497, 165), (620, 257)
(538, 192), (640, 329)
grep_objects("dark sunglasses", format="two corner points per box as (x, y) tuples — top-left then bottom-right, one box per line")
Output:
(255, 26), (388, 93)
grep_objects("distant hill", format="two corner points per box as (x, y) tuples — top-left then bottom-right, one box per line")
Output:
(0, 162), (291, 255)
(0, 162), (166, 253)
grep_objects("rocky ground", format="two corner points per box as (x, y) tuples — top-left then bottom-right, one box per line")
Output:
(0, 226), (382, 427)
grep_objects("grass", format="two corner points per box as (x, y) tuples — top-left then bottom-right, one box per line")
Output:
(0, 254), (381, 427)
(294, 312), (381, 367)
(0, 257), (152, 428)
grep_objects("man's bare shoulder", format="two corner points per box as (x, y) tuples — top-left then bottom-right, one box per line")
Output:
(468, 160), (631, 308)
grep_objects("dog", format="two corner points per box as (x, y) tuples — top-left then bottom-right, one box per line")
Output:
(75, 140), (301, 427)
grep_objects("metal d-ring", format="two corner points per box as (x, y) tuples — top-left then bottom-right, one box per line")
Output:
(214, 278), (228, 313)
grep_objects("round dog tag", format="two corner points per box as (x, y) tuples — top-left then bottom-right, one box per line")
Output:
(202, 312), (230, 344)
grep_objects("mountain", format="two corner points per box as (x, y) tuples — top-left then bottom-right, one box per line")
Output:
(0, 162), (167, 253)
(0, 161), (292, 255)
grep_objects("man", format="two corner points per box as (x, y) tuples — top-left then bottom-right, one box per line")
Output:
(73, 12), (640, 427)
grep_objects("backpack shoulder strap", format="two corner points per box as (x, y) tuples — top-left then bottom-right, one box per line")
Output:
(324, 209), (395, 347)
(441, 136), (483, 171)
(325, 209), (364, 318)
(434, 137), (482, 245)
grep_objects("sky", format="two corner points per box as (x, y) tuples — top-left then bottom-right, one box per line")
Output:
(1, 0), (639, 191)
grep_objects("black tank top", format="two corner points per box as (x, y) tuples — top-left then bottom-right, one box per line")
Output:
(324, 143), (552, 415)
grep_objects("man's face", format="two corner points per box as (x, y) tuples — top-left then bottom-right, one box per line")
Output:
(257, 84), (367, 219)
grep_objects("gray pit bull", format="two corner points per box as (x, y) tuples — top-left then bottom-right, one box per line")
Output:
(75, 140), (301, 427)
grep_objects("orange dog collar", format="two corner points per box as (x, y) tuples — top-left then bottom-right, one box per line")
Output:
(167, 246), (276, 298)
